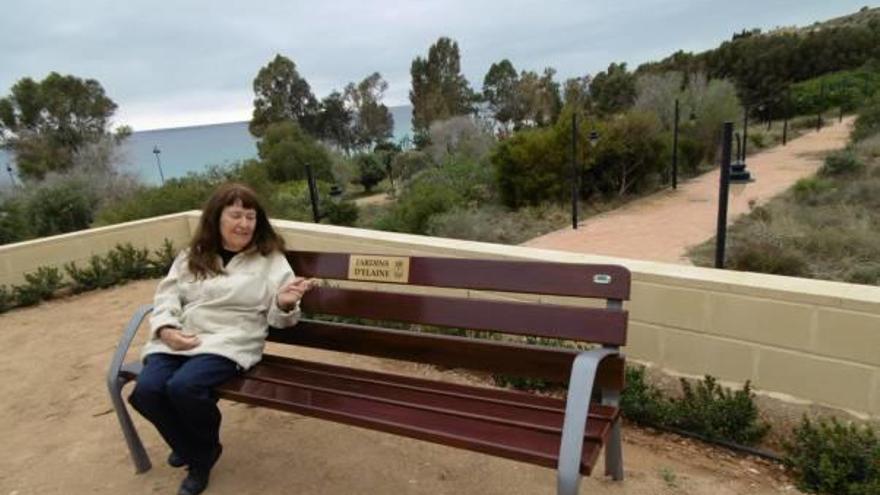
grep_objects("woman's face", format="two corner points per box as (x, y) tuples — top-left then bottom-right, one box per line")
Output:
(219, 200), (257, 252)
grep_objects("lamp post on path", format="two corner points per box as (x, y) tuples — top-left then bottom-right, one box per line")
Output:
(672, 98), (680, 189)
(715, 122), (755, 269)
(152, 145), (166, 185)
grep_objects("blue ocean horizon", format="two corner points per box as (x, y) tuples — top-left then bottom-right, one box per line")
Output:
(0, 105), (412, 187)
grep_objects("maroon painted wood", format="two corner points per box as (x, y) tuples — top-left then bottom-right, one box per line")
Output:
(299, 287), (628, 345)
(287, 251), (631, 300)
(217, 355), (614, 474)
(267, 321), (625, 389)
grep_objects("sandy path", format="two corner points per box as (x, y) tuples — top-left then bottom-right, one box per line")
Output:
(524, 118), (854, 263)
(0, 280), (800, 494)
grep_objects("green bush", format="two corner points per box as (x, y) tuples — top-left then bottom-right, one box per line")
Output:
(65, 255), (118, 292)
(667, 376), (770, 445)
(820, 150), (865, 177)
(492, 125), (567, 207)
(0, 285), (14, 313)
(846, 262), (880, 285)
(853, 96), (880, 142)
(784, 417), (880, 495)
(793, 177), (835, 204)
(24, 177), (99, 236)
(727, 239), (812, 277)
(322, 200), (359, 226)
(257, 121), (334, 183)
(106, 243), (153, 281)
(150, 239), (177, 277)
(620, 366), (670, 426)
(21, 266), (64, 301)
(374, 159), (492, 234)
(0, 196), (31, 245)
(354, 153), (386, 193)
(95, 175), (216, 225)
(425, 203), (568, 244)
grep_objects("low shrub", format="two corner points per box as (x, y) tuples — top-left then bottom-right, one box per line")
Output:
(784, 417), (880, 495)
(105, 243), (153, 281)
(64, 255), (118, 292)
(322, 200), (359, 226)
(20, 266), (64, 301)
(620, 366), (670, 426)
(667, 376), (770, 445)
(150, 240), (177, 277)
(793, 177), (835, 204)
(820, 150), (865, 177)
(0, 285), (14, 313)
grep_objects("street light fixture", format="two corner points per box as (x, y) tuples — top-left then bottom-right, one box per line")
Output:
(152, 145), (166, 185)
(715, 122), (755, 269)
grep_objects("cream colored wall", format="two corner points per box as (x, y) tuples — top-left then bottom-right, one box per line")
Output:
(3, 211), (878, 420)
(0, 212), (192, 287)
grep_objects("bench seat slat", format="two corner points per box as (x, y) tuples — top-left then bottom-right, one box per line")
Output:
(218, 359), (612, 474)
(289, 251), (631, 300)
(249, 358), (616, 436)
(301, 288), (627, 345)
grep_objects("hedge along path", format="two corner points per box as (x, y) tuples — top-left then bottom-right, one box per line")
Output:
(524, 117), (855, 264)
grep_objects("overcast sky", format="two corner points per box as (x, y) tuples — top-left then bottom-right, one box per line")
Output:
(1, 0), (874, 131)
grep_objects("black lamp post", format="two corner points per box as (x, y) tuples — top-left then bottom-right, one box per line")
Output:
(571, 113), (579, 229)
(152, 145), (166, 185)
(742, 107), (749, 164)
(5, 158), (15, 188)
(672, 98), (680, 190)
(715, 121), (755, 269)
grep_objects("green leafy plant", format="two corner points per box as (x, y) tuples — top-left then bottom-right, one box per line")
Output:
(105, 243), (152, 281)
(21, 266), (64, 301)
(0, 285), (14, 313)
(64, 255), (118, 292)
(620, 366), (670, 426)
(667, 375), (770, 445)
(784, 417), (879, 495)
(150, 239), (177, 277)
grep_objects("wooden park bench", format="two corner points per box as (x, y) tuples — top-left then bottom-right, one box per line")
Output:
(108, 251), (631, 494)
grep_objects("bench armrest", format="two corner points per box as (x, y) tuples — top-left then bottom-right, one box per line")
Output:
(106, 305), (153, 392)
(557, 347), (620, 495)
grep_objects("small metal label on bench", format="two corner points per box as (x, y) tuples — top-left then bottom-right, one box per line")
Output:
(593, 274), (612, 285)
(348, 255), (411, 283)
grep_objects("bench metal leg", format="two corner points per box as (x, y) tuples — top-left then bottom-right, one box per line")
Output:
(109, 375), (152, 473)
(602, 390), (624, 481)
(557, 348), (619, 495)
(106, 305), (154, 474)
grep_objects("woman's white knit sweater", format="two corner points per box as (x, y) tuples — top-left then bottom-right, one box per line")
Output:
(142, 249), (300, 369)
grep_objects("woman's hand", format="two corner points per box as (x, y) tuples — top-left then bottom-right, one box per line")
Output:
(158, 326), (201, 351)
(277, 277), (315, 311)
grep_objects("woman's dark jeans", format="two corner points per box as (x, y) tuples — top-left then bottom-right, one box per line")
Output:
(128, 353), (240, 471)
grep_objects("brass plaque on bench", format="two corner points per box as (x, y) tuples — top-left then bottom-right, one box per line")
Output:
(348, 255), (411, 284)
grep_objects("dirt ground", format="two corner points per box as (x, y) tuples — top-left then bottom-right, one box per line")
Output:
(0, 279), (802, 494)
(525, 117), (854, 263)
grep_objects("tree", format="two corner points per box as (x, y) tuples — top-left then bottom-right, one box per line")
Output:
(345, 72), (394, 149)
(409, 37), (476, 145)
(256, 122), (333, 183)
(0, 72), (120, 180)
(563, 75), (592, 110)
(354, 153), (386, 193)
(590, 62), (637, 116)
(482, 59), (519, 130)
(314, 91), (355, 151)
(515, 68), (562, 128)
(250, 54), (319, 138)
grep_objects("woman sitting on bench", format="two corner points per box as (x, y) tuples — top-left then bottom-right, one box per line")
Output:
(128, 182), (314, 495)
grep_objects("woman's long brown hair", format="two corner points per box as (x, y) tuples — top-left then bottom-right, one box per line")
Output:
(187, 182), (285, 278)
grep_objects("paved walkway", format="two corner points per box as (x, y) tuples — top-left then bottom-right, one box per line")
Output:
(524, 117), (855, 264)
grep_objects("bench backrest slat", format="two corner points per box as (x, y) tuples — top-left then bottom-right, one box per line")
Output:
(300, 287), (627, 345)
(288, 251), (631, 300)
(267, 321), (625, 389)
